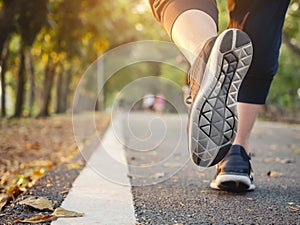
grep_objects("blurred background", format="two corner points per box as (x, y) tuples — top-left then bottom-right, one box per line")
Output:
(0, 0), (299, 121)
(0, 1), (299, 213)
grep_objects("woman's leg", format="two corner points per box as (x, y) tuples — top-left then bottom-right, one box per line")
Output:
(149, 0), (219, 64)
(172, 10), (217, 64)
(228, 0), (290, 154)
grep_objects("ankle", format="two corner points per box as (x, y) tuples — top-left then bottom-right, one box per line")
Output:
(232, 142), (250, 154)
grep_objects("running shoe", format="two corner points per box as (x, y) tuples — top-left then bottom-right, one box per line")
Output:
(210, 145), (255, 192)
(187, 29), (253, 167)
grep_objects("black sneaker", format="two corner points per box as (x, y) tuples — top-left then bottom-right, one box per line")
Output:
(187, 29), (253, 167)
(210, 145), (255, 192)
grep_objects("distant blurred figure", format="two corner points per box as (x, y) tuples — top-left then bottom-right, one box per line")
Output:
(118, 98), (125, 111)
(143, 93), (155, 112)
(182, 84), (191, 106)
(154, 94), (166, 113)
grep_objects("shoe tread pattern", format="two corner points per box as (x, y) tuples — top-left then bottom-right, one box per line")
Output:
(190, 29), (252, 167)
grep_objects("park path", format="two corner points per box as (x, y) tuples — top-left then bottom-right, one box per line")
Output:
(52, 112), (300, 224)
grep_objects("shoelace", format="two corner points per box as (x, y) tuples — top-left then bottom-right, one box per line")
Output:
(185, 36), (217, 106)
(185, 72), (194, 105)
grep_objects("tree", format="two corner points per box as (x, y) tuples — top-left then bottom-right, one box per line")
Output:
(283, 1), (300, 58)
(0, 0), (21, 57)
(13, 0), (48, 117)
(0, 0), (21, 117)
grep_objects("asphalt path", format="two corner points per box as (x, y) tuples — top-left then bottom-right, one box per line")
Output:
(125, 112), (300, 224)
(51, 112), (300, 225)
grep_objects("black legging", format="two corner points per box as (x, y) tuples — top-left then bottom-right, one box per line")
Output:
(149, 0), (290, 104)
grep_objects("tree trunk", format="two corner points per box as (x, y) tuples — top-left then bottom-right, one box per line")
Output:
(14, 46), (26, 118)
(26, 50), (35, 117)
(56, 67), (72, 114)
(62, 69), (72, 112)
(0, 61), (5, 117)
(38, 61), (56, 117)
(0, 0), (21, 60)
(55, 67), (63, 114)
(282, 34), (300, 58)
(0, 40), (9, 117)
(147, 62), (161, 93)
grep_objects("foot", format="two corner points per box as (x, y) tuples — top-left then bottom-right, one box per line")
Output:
(187, 29), (253, 167)
(210, 145), (255, 192)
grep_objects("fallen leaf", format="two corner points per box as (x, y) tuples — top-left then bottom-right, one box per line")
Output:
(269, 144), (278, 150)
(127, 173), (134, 179)
(152, 172), (165, 179)
(292, 147), (300, 155)
(33, 168), (46, 177)
(146, 151), (157, 156)
(172, 176), (179, 180)
(140, 163), (154, 167)
(14, 215), (57, 223)
(16, 175), (30, 186)
(52, 207), (84, 217)
(275, 158), (295, 164)
(267, 171), (283, 177)
(209, 216), (215, 222)
(197, 172), (205, 177)
(179, 202), (185, 207)
(288, 205), (300, 213)
(163, 162), (182, 168)
(0, 194), (9, 212)
(65, 162), (83, 170)
(19, 196), (54, 210)
(263, 158), (274, 163)
(25, 142), (41, 150)
(7, 186), (21, 198)
(30, 160), (53, 169)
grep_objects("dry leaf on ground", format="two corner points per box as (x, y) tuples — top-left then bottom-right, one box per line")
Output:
(52, 207), (84, 217)
(288, 205), (300, 213)
(0, 114), (110, 211)
(292, 146), (300, 155)
(14, 215), (57, 223)
(65, 162), (83, 170)
(19, 196), (54, 211)
(152, 172), (165, 179)
(163, 162), (182, 168)
(13, 207), (84, 223)
(275, 157), (295, 164)
(0, 194), (9, 212)
(267, 171), (283, 177)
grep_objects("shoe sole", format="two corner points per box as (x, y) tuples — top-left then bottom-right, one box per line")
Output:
(210, 174), (255, 192)
(188, 29), (253, 167)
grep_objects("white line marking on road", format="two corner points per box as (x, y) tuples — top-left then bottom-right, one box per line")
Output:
(52, 116), (136, 225)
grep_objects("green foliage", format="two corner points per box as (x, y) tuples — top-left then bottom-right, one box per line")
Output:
(17, 0), (48, 46)
(267, 45), (300, 112)
(266, 1), (300, 115)
(217, 0), (229, 31)
(284, 0), (300, 43)
(0, 0), (300, 119)
(215, 0), (300, 117)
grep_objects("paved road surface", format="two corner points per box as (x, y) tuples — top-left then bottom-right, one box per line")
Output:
(52, 112), (300, 225)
